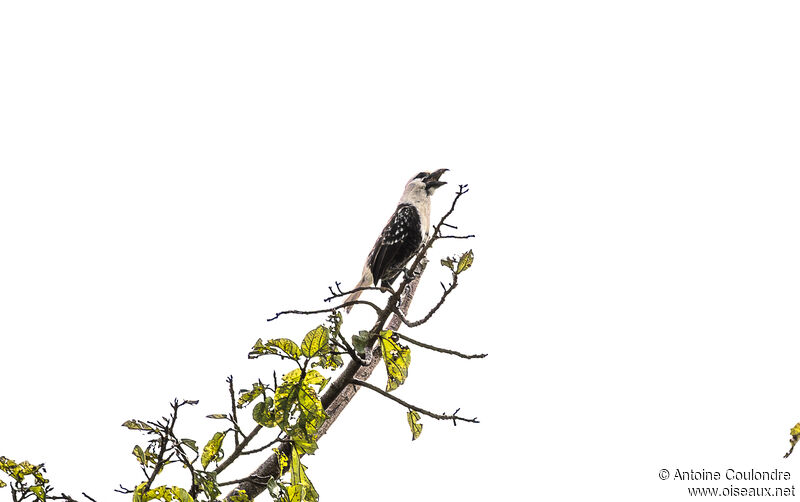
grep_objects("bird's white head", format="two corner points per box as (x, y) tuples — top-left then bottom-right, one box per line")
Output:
(400, 169), (448, 206)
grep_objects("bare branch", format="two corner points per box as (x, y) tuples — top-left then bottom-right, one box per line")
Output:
(438, 234), (475, 240)
(324, 284), (394, 303)
(395, 332), (487, 359)
(114, 485), (134, 495)
(241, 436), (288, 456)
(227, 376), (241, 448)
(348, 380), (479, 424)
(267, 300), (382, 322)
(393, 274), (458, 328)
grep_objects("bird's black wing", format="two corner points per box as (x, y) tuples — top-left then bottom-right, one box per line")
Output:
(368, 204), (423, 285)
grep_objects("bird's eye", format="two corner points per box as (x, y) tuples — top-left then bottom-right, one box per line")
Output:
(414, 171), (427, 179)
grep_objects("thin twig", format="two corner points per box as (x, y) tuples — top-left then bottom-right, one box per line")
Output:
(348, 380), (479, 424)
(438, 234), (475, 240)
(395, 333), (487, 359)
(267, 300), (382, 322)
(393, 274), (458, 327)
(227, 376), (240, 448)
(324, 284), (394, 303)
(242, 436), (287, 456)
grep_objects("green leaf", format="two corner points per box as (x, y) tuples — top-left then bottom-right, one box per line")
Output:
(135, 485), (195, 502)
(302, 370), (327, 387)
(181, 439), (198, 453)
(133, 482), (147, 502)
(274, 381), (300, 428)
(379, 330), (411, 392)
(29, 485), (45, 502)
(283, 368), (303, 384)
(289, 445), (318, 502)
(287, 485), (307, 502)
(132, 445), (147, 465)
(249, 338), (268, 358)
(0, 479), (6, 488)
(456, 249), (474, 274)
(786, 422), (800, 458)
(268, 338), (302, 359)
(122, 419), (154, 431)
(301, 326), (330, 358)
(441, 257), (455, 270)
(206, 413), (228, 420)
(407, 410), (423, 440)
(229, 489), (249, 502)
(237, 382), (266, 408)
(266, 477), (285, 500)
(292, 436), (319, 455)
(273, 448), (289, 475)
(351, 330), (371, 356)
(253, 399), (276, 427)
(172, 487), (193, 502)
(196, 472), (220, 500)
(311, 352), (343, 370)
(201, 432), (226, 469)
(249, 338), (302, 360)
(297, 386), (327, 436)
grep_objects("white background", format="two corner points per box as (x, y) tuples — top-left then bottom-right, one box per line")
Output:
(1, 2), (799, 501)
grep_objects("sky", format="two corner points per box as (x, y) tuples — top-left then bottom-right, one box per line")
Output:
(1, 2), (800, 501)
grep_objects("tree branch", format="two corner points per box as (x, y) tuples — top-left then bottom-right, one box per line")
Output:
(324, 283), (394, 303)
(348, 380), (479, 424)
(267, 300), (382, 322)
(213, 425), (264, 475)
(395, 332), (487, 359)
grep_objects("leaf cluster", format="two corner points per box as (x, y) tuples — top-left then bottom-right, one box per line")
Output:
(0, 457), (48, 502)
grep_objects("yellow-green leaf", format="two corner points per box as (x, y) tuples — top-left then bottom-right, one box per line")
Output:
(301, 326), (329, 358)
(456, 250), (474, 274)
(253, 400), (276, 428)
(283, 368), (303, 384)
(287, 485), (307, 502)
(302, 370), (327, 388)
(379, 330), (411, 392)
(407, 410), (423, 441)
(268, 338), (302, 359)
(292, 436), (319, 455)
(132, 445), (147, 465)
(122, 419), (153, 431)
(228, 489), (249, 502)
(29, 485), (45, 502)
(274, 448), (288, 475)
(201, 432), (226, 469)
(786, 422), (800, 458)
(237, 382), (265, 408)
(181, 439), (198, 453)
(289, 446), (318, 502)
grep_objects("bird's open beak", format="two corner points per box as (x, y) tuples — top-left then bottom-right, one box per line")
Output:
(424, 169), (448, 190)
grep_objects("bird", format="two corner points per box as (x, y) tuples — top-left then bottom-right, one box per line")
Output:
(344, 169), (448, 312)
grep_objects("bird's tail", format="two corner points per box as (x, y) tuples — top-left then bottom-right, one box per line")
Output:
(344, 273), (371, 313)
